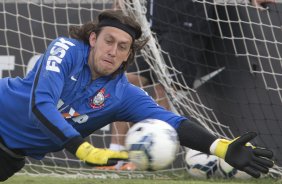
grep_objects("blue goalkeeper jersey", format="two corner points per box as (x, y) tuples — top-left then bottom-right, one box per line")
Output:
(0, 37), (186, 159)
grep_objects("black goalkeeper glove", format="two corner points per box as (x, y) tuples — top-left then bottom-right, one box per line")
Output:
(210, 132), (274, 178)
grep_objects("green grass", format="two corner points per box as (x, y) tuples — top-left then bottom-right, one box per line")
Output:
(2, 175), (282, 184)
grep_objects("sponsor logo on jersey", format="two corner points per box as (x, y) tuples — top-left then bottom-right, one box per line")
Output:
(46, 38), (75, 72)
(89, 88), (110, 109)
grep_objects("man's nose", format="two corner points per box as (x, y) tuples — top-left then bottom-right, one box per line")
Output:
(108, 44), (118, 57)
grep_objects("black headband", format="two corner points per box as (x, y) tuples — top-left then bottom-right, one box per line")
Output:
(98, 18), (139, 40)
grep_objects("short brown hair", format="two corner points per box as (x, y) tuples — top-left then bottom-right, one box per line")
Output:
(69, 9), (149, 74)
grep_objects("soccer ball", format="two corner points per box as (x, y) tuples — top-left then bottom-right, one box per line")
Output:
(217, 158), (238, 178)
(185, 149), (218, 178)
(125, 119), (179, 171)
(217, 158), (252, 179)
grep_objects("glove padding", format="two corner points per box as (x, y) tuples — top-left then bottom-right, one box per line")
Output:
(213, 132), (274, 178)
(76, 142), (128, 166)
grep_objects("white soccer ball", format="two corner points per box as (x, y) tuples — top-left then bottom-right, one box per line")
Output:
(185, 149), (218, 178)
(217, 158), (252, 179)
(217, 158), (238, 178)
(125, 119), (179, 171)
(234, 170), (252, 179)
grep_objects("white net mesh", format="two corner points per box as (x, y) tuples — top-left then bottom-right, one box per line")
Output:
(0, 0), (281, 178)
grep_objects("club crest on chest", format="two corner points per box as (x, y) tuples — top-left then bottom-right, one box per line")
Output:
(89, 88), (110, 109)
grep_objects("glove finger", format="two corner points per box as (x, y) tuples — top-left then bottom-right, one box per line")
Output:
(110, 151), (129, 159)
(253, 147), (273, 159)
(253, 156), (274, 168)
(250, 161), (269, 174)
(105, 151), (128, 166)
(85, 158), (129, 167)
(244, 166), (260, 178)
(233, 132), (257, 146)
(107, 159), (120, 166)
(107, 158), (128, 166)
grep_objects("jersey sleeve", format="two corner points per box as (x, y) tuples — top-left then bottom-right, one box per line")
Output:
(30, 37), (82, 147)
(116, 84), (187, 129)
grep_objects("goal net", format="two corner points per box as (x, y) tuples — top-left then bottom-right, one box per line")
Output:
(0, 0), (281, 179)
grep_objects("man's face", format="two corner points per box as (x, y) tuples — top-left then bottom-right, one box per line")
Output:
(88, 26), (132, 79)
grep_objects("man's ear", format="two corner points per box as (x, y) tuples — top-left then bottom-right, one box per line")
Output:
(89, 32), (97, 47)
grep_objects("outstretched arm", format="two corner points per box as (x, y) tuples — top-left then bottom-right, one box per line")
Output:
(176, 119), (274, 178)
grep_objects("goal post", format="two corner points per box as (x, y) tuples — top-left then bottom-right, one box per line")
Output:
(0, 0), (282, 178)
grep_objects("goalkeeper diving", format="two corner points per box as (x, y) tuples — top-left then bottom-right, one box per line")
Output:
(0, 9), (273, 182)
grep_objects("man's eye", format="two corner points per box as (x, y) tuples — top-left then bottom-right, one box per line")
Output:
(105, 39), (113, 44)
(119, 45), (129, 51)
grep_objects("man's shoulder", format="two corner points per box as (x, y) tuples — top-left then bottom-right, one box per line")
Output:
(111, 74), (150, 100)
(114, 73), (130, 90)
(44, 37), (89, 74)
(113, 74), (141, 96)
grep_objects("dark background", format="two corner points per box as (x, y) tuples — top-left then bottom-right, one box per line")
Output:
(197, 3), (282, 166)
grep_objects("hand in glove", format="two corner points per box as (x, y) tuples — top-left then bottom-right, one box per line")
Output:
(210, 132), (274, 178)
(76, 142), (128, 166)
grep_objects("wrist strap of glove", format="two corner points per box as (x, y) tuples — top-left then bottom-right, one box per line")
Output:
(209, 138), (231, 159)
(210, 137), (255, 159)
(64, 136), (85, 155)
